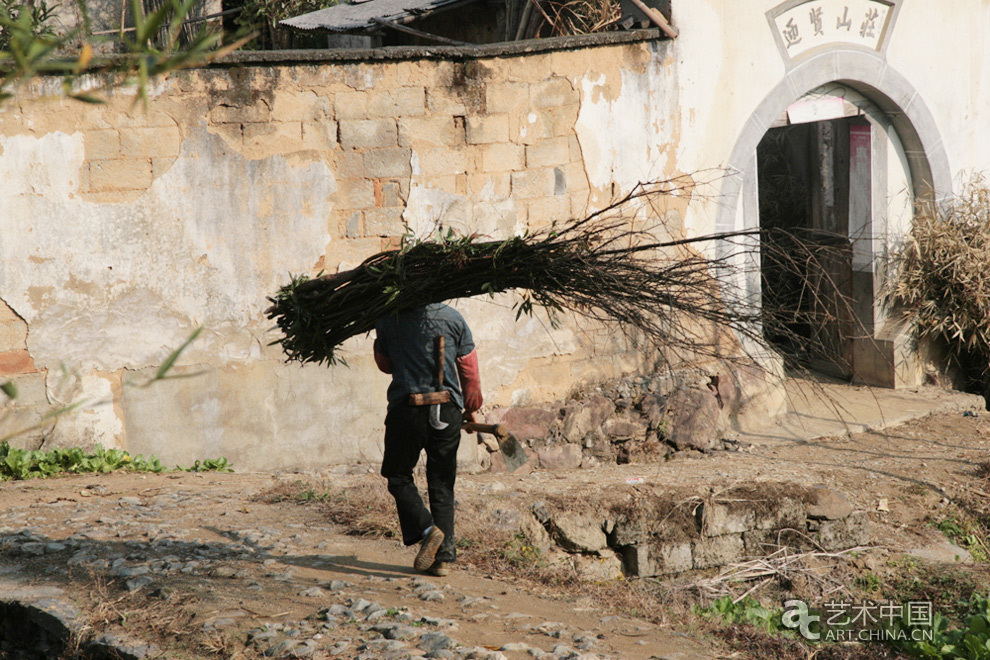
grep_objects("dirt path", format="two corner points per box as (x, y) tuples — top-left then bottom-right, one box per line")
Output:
(3, 398), (990, 659)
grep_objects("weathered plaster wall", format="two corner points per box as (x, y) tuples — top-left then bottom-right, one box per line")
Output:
(7, 1), (983, 469)
(0, 42), (691, 470)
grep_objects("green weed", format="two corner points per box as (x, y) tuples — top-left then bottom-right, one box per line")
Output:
(934, 514), (990, 562)
(693, 596), (787, 636)
(854, 572), (883, 594)
(889, 592), (990, 659)
(0, 441), (231, 481)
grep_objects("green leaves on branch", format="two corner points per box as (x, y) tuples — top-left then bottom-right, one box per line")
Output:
(0, 0), (252, 105)
(267, 180), (763, 368)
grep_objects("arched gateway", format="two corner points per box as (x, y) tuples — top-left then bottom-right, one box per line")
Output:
(716, 0), (950, 388)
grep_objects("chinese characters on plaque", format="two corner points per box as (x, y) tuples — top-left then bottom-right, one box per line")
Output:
(773, 0), (892, 59)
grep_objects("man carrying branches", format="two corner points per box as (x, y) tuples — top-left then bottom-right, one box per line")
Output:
(373, 303), (483, 577)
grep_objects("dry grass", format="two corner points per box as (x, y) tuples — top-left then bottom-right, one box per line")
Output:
(256, 478), (399, 538)
(890, 174), (990, 386)
(531, 0), (621, 37)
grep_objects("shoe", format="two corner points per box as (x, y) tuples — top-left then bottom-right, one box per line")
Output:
(425, 560), (450, 577)
(414, 526), (445, 572)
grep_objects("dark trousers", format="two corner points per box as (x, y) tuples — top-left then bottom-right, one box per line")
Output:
(381, 402), (461, 563)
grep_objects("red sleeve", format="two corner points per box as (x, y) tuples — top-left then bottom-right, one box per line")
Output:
(373, 339), (393, 374)
(456, 349), (482, 412)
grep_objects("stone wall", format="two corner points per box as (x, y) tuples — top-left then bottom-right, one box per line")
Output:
(0, 38), (767, 471)
(520, 483), (869, 579)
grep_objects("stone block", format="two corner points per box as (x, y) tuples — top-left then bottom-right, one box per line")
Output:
(697, 502), (756, 537)
(519, 510), (553, 553)
(375, 180), (401, 208)
(535, 443), (582, 470)
(559, 161), (588, 193)
(465, 114), (509, 145)
(207, 121), (243, 149)
(325, 237), (383, 272)
(602, 418), (647, 440)
(335, 150), (366, 179)
(526, 138), (571, 169)
(571, 548), (624, 581)
(0, 349), (36, 376)
(621, 541), (693, 576)
(806, 486), (854, 520)
(243, 122), (303, 154)
(742, 529), (777, 556)
(666, 387), (722, 452)
(510, 168), (556, 199)
(426, 87), (468, 116)
(526, 196), (571, 229)
(560, 394), (614, 442)
(334, 91), (368, 120)
(468, 172), (511, 199)
(84, 129), (121, 160)
(658, 541), (694, 574)
(548, 104), (580, 137)
(487, 406), (556, 442)
(512, 110), (553, 145)
(417, 148), (469, 176)
(0, 371), (47, 406)
(364, 208), (405, 237)
(398, 116), (461, 147)
(271, 91), (332, 123)
(345, 212), (363, 238)
(208, 102), (271, 125)
(610, 519), (648, 546)
(335, 178), (375, 210)
(816, 514), (870, 550)
(550, 511), (607, 552)
(531, 78), (577, 108)
(364, 148), (412, 178)
(755, 496), (807, 530)
(0, 319), (27, 351)
(620, 545), (656, 576)
(339, 119), (398, 150)
(485, 82), (531, 114)
(482, 143), (525, 172)
(87, 159), (152, 192)
(301, 121), (338, 151)
(367, 87), (425, 118)
(692, 534), (745, 569)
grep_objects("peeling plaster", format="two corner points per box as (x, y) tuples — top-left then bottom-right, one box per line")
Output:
(574, 66), (676, 192)
(45, 371), (123, 449)
(0, 127), (336, 373)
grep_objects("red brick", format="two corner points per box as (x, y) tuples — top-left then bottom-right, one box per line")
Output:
(0, 350), (35, 375)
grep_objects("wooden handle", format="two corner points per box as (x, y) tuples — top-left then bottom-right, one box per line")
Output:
(627, 0), (678, 38)
(436, 336), (445, 389)
(462, 422), (509, 438)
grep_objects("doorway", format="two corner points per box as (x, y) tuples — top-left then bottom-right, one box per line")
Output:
(757, 116), (873, 380)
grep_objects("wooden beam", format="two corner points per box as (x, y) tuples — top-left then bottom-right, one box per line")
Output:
(627, 0), (678, 39)
(370, 17), (472, 45)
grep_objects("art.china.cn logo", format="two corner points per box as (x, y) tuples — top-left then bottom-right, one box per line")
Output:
(781, 599), (820, 640)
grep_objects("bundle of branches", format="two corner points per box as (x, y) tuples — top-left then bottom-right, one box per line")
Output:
(266, 182), (764, 367)
(889, 175), (990, 385)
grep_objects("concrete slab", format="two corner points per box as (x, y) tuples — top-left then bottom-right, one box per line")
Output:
(735, 376), (983, 446)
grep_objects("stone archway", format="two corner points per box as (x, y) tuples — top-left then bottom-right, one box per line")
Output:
(716, 48), (951, 388)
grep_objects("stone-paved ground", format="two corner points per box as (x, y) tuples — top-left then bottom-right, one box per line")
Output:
(4, 404), (990, 658)
(0, 471), (710, 660)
